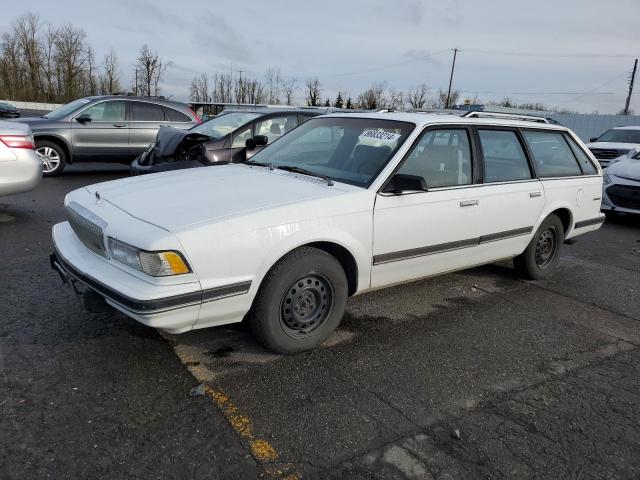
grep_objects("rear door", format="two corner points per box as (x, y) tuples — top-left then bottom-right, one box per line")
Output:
(162, 106), (196, 130)
(128, 101), (171, 156)
(469, 127), (546, 262)
(71, 100), (129, 161)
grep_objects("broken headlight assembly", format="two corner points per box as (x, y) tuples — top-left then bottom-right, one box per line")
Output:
(107, 237), (191, 276)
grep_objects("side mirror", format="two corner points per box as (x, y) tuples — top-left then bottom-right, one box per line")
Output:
(246, 135), (268, 149)
(589, 137), (598, 143)
(76, 113), (92, 123)
(382, 174), (427, 194)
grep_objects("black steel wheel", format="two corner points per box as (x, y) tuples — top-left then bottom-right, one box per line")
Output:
(514, 214), (564, 280)
(280, 273), (334, 338)
(248, 247), (348, 354)
(534, 227), (558, 268)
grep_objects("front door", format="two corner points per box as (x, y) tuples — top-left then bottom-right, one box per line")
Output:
(71, 100), (129, 161)
(372, 127), (482, 288)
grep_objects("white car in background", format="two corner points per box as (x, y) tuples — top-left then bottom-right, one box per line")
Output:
(51, 112), (604, 354)
(602, 149), (640, 216)
(585, 126), (640, 168)
(0, 121), (42, 197)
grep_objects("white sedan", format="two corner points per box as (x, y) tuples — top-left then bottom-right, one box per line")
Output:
(0, 121), (42, 197)
(51, 112), (604, 353)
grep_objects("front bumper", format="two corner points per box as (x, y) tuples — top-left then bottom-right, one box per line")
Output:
(131, 156), (208, 176)
(601, 176), (640, 214)
(51, 221), (253, 333)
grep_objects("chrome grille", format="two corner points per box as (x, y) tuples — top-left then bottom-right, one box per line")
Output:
(66, 202), (108, 257)
(589, 148), (628, 160)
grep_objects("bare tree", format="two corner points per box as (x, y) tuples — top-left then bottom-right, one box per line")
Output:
(407, 84), (429, 109)
(100, 49), (120, 94)
(54, 23), (90, 101)
(433, 88), (460, 108)
(264, 66), (282, 104)
(190, 73), (210, 102)
(305, 78), (321, 106)
(14, 14), (42, 100)
(282, 76), (297, 105)
(135, 44), (167, 96)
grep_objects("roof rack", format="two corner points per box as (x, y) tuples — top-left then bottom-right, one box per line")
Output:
(461, 111), (552, 124)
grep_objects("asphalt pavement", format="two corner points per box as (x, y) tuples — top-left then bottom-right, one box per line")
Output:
(1, 164), (639, 479)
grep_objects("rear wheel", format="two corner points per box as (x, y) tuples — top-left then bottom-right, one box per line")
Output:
(35, 140), (66, 176)
(514, 214), (564, 280)
(248, 247), (348, 354)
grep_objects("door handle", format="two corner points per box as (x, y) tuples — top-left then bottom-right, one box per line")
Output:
(529, 191), (542, 198)
(459, 200), (479, 207)
(112, 123), (126, 128)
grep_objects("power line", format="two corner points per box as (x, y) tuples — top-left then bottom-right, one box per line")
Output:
(463, 48), (638, 59)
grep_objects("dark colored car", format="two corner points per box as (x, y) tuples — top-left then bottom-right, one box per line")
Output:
(16, 95), (200, 176)
(0, 102), (20, 118)
(131, 108), (325, 175)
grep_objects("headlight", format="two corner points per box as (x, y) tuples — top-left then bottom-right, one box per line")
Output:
(603, 174), (612, 185)
(107, 237), (191, 276)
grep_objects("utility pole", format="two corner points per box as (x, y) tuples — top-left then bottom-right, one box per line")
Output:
(445, 48), (459, 109)
(623, 58), (637, 115)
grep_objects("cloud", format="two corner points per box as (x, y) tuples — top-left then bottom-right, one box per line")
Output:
(192, 12), (254, 64)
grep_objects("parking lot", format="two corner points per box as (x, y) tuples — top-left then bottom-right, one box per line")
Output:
(1, 165), (639, 479)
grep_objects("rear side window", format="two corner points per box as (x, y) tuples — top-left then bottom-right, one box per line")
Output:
(163, 107), (191, 122)
(522, 131), (581, 177)
(399, 128), (472, 188)
(131, 102), (166, 121)
(478, 130), (532, 182)
(565, 135), (597, 174)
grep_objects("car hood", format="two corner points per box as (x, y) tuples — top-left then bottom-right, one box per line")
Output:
(606, 157), (640, 180)
(586, 142), (640, 150)
(84, 164), (354, 231)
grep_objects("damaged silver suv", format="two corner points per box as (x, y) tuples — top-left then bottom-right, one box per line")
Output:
(130, 108), (324, 175)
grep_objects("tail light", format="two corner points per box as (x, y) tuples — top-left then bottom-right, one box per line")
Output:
(188, 108), (202, 124)
(0, 134), (35, 149)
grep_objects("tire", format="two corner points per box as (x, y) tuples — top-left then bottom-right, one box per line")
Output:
(248, 247), (348, 354)
(35, 140), (67, 176)
(514, 214), (564, 280)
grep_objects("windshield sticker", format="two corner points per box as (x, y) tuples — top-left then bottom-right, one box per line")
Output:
(359, 129), (401, 143)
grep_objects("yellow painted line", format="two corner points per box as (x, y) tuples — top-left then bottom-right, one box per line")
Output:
(162, 332), (302, 478)
(204, 385), (301, 478)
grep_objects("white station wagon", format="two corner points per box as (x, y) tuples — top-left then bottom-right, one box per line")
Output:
(51, 112), (604, 353)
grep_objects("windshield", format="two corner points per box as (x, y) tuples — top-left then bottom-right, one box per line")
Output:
(44, 98), (92, 120)
(190, 112), (261, 139)
(596, 129), (640, 144)
(246, 117), (415, 187)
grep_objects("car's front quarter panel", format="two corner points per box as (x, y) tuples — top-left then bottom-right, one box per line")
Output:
(175, 188), (375, 330)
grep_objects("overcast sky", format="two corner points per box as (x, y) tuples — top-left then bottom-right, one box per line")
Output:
(3, 0), (640, 113)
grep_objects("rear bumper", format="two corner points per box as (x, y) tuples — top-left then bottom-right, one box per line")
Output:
(0, 149), (42, 196)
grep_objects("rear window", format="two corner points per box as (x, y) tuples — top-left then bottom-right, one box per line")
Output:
(522, 130), (582, 177)
(565, 135), (597, 174)
(131, 102), (166, 121)
(163, 107), (191, 122)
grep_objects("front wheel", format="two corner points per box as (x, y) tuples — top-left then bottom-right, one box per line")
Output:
(35, 140), (67, 176)
(514, 214), (564, 280)
(248, 247), (348, 354)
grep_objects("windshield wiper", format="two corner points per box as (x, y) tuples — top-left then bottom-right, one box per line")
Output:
(245, 160), (275, 170)
(276, 165), (333, 186)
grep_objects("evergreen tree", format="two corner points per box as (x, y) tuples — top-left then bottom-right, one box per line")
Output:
(346, 97), (353, 109)
(324, 98), (331, 107)
(334, 92), (344, 108)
